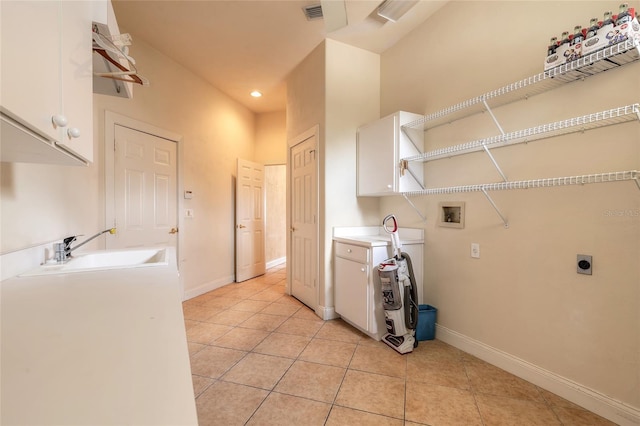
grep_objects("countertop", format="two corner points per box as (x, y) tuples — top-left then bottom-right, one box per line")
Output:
(333, 226), (424, 247)
(0, 251), (197, 425)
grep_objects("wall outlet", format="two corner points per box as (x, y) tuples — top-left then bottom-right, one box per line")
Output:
(577, 254), (592, 275)
(185, 209), (194, 218)
(471, 243), (480, 258)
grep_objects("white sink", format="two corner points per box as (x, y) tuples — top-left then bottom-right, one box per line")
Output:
(20, 248), (168, 277)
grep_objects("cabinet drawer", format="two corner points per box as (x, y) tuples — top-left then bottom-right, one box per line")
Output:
(335, 242), (369, 263)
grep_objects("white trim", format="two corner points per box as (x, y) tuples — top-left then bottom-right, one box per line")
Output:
(286, 125), (320, 310)
(436, 325), (640, 426)
(104, 111), (184, 295)
(183, 275), (235, 301)
(287, 124), (319, 148)
(266, 257), (286, 270)
(316, 304), (340, 321)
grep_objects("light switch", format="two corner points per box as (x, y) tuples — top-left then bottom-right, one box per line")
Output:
(185, 209), (194, 218)
(471, 243), (480, 258)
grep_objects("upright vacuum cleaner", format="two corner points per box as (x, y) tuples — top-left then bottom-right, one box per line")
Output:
(378, 214), (419, 354)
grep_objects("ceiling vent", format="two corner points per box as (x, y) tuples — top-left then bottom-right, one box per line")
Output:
(302, 4), (323, 20)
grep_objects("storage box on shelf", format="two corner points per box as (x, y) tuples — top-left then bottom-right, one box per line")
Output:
(583, 10), (639, 56)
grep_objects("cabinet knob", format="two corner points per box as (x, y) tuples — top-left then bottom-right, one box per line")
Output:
(360, 267), (365, 272)
(51, 115), (68, 128)
(387, 184), (392, 189)
(67, 128), (81, 139)
(347, 249), (352, 253)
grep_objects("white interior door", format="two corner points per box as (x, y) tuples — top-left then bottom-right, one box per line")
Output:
(235, 158), (266, 282)
(110, 125), (177, 249)
(290, 134), (318, 309)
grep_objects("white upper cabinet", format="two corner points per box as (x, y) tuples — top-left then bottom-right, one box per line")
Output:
(357, 111), (424, 196)
(1, 1), (96, 165)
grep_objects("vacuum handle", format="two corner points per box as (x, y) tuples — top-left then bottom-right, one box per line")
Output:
(383, 214), (402, 258)
(382, 214), (398, 233)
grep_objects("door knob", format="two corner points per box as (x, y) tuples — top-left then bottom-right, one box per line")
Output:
(238, 224), (246, 229)
(290, 227), (296, 232)
(169, 227), (178, 234)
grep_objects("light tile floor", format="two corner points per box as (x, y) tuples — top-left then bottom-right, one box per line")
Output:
(183, 264), (615, 425)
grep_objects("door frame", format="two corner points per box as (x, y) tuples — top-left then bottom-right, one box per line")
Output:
(287, 125), (320, 309)
(235, 158), (266, 282)
(104, 111), (183, 266)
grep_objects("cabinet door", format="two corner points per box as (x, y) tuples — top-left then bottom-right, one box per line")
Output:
(1, 1), (61, 141)
(335, 256), (369, 332)
(56, 1), (94, 162)
(357, 114), (396, 196)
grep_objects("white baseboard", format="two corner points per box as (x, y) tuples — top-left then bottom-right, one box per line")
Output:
(183, 275), (235, 301)
(317, 304), (340, 321)
(266, 257), (286, 269)
(436, 325), (640, 426)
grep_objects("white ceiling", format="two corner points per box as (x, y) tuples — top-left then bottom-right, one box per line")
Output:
(112, 0), (446, 114)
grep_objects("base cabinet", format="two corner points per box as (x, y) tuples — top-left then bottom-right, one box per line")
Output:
(334, 237), (423, 340)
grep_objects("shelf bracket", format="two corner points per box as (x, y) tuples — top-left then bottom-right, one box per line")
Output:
(482, 141), (508, 182)
(481, 188), (509, 228)
(480, 98), (508, 182)
(482, 98), (506, 136)
(402, 194), (427, 222)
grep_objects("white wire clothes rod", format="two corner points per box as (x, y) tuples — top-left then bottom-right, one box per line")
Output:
(403, 104), (640, 163)
(402, 171), (640, 197)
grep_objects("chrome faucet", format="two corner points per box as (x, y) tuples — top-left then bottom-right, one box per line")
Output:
(54, 228), (116, 262)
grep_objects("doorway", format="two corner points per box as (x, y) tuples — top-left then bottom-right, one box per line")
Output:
(104, 111), (182, 251)
(288, 126), (319, 311)
(265, 164), (286, 269)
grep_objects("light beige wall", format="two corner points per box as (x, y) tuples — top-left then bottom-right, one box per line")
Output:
(1, 33), (257, 294)
(286, 42), (326, 142)
(255, 111), (286, 165)
(380, 0), (639, 409)
(0, 157), (101, 254)
(324, 39), (381, 307)
(286, 41), (326, 306)
(287, 40), (382, 312)
(255, 111), (287, 266)
(96, 35), (255, 295)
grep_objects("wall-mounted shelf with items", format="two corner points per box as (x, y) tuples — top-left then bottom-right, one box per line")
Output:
(395, 38), (640, 227)
(402, 38), (640, 133)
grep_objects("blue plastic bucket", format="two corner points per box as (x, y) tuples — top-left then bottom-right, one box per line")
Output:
(416, 304), (437, 341)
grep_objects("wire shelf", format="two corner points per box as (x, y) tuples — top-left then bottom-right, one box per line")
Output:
(403, 39), (640, 131)
(401, 171), (639, 196)
(403, 104), (640, 162)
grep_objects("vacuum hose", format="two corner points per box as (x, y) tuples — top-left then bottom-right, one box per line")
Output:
(401, 252), (419, 330)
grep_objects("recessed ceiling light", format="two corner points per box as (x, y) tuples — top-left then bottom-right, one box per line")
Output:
(250, 91), (262, 98)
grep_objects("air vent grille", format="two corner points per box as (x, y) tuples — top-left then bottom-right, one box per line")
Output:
(303, 4), (323, 20)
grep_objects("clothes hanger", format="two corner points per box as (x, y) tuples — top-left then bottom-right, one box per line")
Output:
(92, 27), (149, 86)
